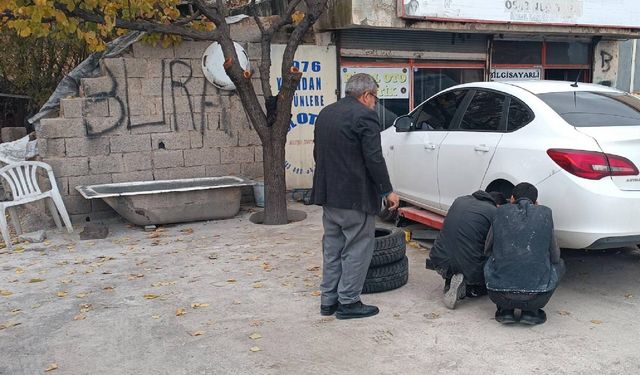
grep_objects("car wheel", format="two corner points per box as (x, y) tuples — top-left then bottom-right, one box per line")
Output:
(371, 228), (406, 267)
(363, 256), (409, 294)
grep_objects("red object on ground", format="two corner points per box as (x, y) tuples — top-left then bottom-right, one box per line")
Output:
(398, 206), (445, 230)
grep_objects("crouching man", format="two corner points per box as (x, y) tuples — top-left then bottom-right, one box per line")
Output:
(427, 190), (506, 309)
(484, 182), (566, 325)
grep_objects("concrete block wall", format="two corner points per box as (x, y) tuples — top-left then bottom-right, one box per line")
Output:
(36, 40), (265, 222)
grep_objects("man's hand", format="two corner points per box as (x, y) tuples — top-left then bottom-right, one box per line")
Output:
(385, 192), (400, 211)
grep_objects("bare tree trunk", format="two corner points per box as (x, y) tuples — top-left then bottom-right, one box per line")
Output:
(261, 124), (288, 225)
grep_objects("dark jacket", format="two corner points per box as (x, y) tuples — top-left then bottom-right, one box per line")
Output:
(484, 198), (562, 293)
(311, 96), (393, 215)
(429, 191), (498, 285)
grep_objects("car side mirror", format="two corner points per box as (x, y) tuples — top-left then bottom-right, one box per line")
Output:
(393, 115), (413, 132)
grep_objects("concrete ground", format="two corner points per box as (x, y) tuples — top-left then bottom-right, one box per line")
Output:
(1, 201), (640, 375)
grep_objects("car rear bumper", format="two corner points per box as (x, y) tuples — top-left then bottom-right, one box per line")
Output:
(538, 172), (640, 249)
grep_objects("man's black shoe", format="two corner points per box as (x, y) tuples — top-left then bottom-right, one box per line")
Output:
(320, 303), (339, 316)
(520, 309), (547, 325)
(335, 301), (379, 320)
(495, 308), (517, 324)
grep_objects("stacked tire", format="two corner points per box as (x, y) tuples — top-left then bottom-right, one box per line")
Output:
(362, 228), (409, 294)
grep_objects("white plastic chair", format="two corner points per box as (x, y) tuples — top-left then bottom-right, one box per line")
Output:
(0, 161), (73, 250)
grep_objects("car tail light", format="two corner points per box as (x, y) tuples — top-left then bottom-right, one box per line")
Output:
(547, 149), (639, 180)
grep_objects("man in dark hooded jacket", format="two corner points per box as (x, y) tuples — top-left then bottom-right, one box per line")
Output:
(484, 182), (565, 325)
(427, 190), (506, 309)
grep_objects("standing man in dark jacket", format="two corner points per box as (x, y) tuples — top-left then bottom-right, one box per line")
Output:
(484, 182), (565, 325)
(428, 190), (506, 309)
(311, 73), (399, 320)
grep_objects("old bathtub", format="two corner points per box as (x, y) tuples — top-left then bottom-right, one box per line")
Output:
(75, 176), (255, 225)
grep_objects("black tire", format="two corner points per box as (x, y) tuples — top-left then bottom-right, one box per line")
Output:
(363, 256), (409, 294)
(371, 228), (406, 267)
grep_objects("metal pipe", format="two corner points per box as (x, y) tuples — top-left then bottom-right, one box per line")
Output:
(630, 39), (637, 93)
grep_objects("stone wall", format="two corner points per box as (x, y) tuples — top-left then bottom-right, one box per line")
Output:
(36, 40), (265, 222)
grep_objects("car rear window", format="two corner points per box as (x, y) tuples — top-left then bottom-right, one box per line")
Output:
(537, 91), (640, 127)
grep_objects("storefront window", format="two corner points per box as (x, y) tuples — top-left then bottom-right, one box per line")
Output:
(413, 68), (484, 105)
(493, 41), (543, 64)
(546, 42), (590, 65)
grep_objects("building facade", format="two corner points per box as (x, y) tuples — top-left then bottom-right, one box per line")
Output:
(320, 0), (640, 128)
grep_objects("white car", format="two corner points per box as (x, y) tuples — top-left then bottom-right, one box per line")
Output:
(381, 80), (640, 249)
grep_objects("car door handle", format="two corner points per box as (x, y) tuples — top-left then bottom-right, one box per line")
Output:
(424, 144), (437, 150)
(474, 145), (490, 152)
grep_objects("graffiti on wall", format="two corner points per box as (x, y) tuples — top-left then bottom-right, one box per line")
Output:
(83, 58), (236, 137)
(594, 41), (619, 87)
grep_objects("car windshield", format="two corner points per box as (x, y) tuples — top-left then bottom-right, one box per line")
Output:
(537, 91), (640, 127)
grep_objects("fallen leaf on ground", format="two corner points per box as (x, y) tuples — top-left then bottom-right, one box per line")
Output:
(152, 315), (161, 319)
(624, 293), (633, 299)
(59, 279), (72, 284)
(232, 300), (242, 305)
(144, 294), (159, 299)
(0, 290), (12, 297)
(557, 310), (572, 316)
(151, 281), (175, 287)
(190, 330), (205, 336)
(310, 291), (321, 297)
(56, 291), (68, 298)
(147, 232), (162, 239)
(13, 246), (25, 253)
(0, 321), (21, 330)
(249, 333), (262, 340)
(103, 286), (115, 292)
(10, 309), (21, 315)
(249, 346), (261, 352)
(252, 283), (264, 289)
(44, 363), (58, 372)
(227, 278), (237, 283)
(591, 320), (603, 325)
(424, 312), (440, 320)
(261, 263), (272, 272)
(15, 267), (24, 274)
(73, 314), (86, 321)
(128, 273), (145, 280)
(306, 266), (320, 272)
(176, 308), (186, 316)
(79, 304), (92, 313)
(191, 303), (209, 309)
(28, 278), (45, 283)
(180, 228), (194, 235)
(75, 293), (87, 298)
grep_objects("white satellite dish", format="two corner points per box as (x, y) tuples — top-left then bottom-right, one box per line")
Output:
(202, 42), (251, 91)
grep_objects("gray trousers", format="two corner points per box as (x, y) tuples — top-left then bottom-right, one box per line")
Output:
(320, 206), (375, 305)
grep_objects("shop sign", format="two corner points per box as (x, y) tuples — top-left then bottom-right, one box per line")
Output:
(400, 0), (640, 29)
(270, 44), (337, 189)
(340, 67), (410, 99)
(490, 68), (542, 81)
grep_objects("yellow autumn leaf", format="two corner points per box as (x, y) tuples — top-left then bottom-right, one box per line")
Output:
(191, 303), (209, 309)
(15, 267), (25, 274)
(75, 293), (87, 298)
(28, 278), (45, 283)
(291, 11), (305, 24)
(190, 330), (205, 336)
(44, 363), (58, 372)
(591, 320), (603, 325)
(310, 291), (321, 297)
(249, 346), (262, 352)
(249, 333), (262, 340)
(252, 283), (264, 289)
(56, 291), (68, 298)
(176, 308), (186, 316)
(13, 246), (25, 253)
(227, 278), (237, 283)
(0, 290), (13, 297)
(73, 314), (86, 321)
(144, 294), (159, 299)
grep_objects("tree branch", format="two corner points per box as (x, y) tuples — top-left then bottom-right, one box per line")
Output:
(54, 2), (220, 41)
